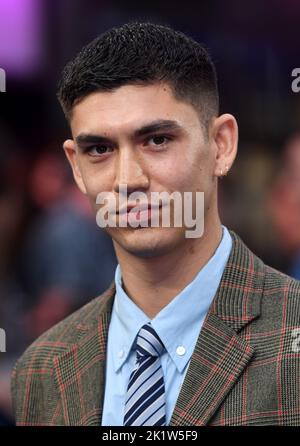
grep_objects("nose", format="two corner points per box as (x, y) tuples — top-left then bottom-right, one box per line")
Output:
(113, 146), (150, 195)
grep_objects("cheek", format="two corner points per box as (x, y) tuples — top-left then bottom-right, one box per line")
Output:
(80, 164), (114, 200)
(154, 147), (209, 191)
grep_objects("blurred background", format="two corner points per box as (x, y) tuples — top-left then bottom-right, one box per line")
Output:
(1, 0), (300, 425)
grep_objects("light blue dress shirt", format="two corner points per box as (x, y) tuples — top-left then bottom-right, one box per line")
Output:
(101, 225), (232, 426)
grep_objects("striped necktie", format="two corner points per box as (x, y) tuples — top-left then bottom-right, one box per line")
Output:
(123, 323), (166, 426)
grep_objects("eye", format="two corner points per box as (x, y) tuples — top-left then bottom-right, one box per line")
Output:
(87, 145), (114, 156)
(147, 135), (171, 147)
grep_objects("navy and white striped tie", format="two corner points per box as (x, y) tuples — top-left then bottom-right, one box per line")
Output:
(123, 323), (166, 426)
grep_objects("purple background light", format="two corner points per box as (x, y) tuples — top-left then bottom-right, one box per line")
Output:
(0, 0), (43, 77)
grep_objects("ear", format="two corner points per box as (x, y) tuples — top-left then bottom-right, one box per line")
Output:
(62, 139), (87, 194)
(210, 113), (238, 178)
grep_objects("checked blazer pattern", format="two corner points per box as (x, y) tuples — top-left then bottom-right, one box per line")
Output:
(11, 230), (300, 425)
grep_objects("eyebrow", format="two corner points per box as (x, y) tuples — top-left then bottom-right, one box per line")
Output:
(75, 119), (183, 147)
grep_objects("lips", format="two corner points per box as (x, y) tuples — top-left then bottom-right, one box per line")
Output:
(116, 203), (162, 225)
(117, 203), (160, 215)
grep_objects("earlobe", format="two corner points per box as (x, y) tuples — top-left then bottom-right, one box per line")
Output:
(212, 113), (238, 178)
(62, 139), (87, 194)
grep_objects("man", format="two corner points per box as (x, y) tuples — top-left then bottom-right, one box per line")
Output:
(11, 22), (300, 426)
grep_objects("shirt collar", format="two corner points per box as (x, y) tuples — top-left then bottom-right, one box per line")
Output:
(110, 225), (232, 373)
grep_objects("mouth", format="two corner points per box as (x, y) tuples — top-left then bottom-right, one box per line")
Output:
(117, 202), (161, 214)
(117, 203), (162, 223)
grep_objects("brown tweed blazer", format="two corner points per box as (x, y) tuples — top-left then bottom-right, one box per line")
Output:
(11, 230), (300, 425)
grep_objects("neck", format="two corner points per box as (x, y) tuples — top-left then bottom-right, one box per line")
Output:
(113, 214), (223, 318)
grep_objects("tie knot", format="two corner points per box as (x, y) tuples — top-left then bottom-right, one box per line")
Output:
(135, 324), (165, 359)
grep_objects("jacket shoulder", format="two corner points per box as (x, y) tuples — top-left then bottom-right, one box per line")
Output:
(259, 262), (300, 327)
(13, 283), (115, 372)
(263, 262), (300, 297)
(11, 284), (115, 424)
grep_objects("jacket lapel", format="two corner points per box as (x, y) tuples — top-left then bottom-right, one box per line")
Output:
(169, 231), (265, 426)
(53, 283), (116, 426)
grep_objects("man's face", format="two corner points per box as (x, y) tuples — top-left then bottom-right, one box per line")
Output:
(64, 82), (219, 258)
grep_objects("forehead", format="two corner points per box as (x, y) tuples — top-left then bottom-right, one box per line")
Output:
(70, 82), (200, 136)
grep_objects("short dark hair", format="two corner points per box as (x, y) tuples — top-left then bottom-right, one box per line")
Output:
(57, 22), (219, 129)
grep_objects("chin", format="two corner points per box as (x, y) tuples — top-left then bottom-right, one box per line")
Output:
(111, 226), (184, 258)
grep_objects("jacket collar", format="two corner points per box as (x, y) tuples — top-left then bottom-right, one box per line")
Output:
(169, 230), (265, 425)
(53, 230), (265, 425)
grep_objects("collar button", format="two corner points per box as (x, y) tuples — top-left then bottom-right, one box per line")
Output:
(176, 346), (186, 356)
